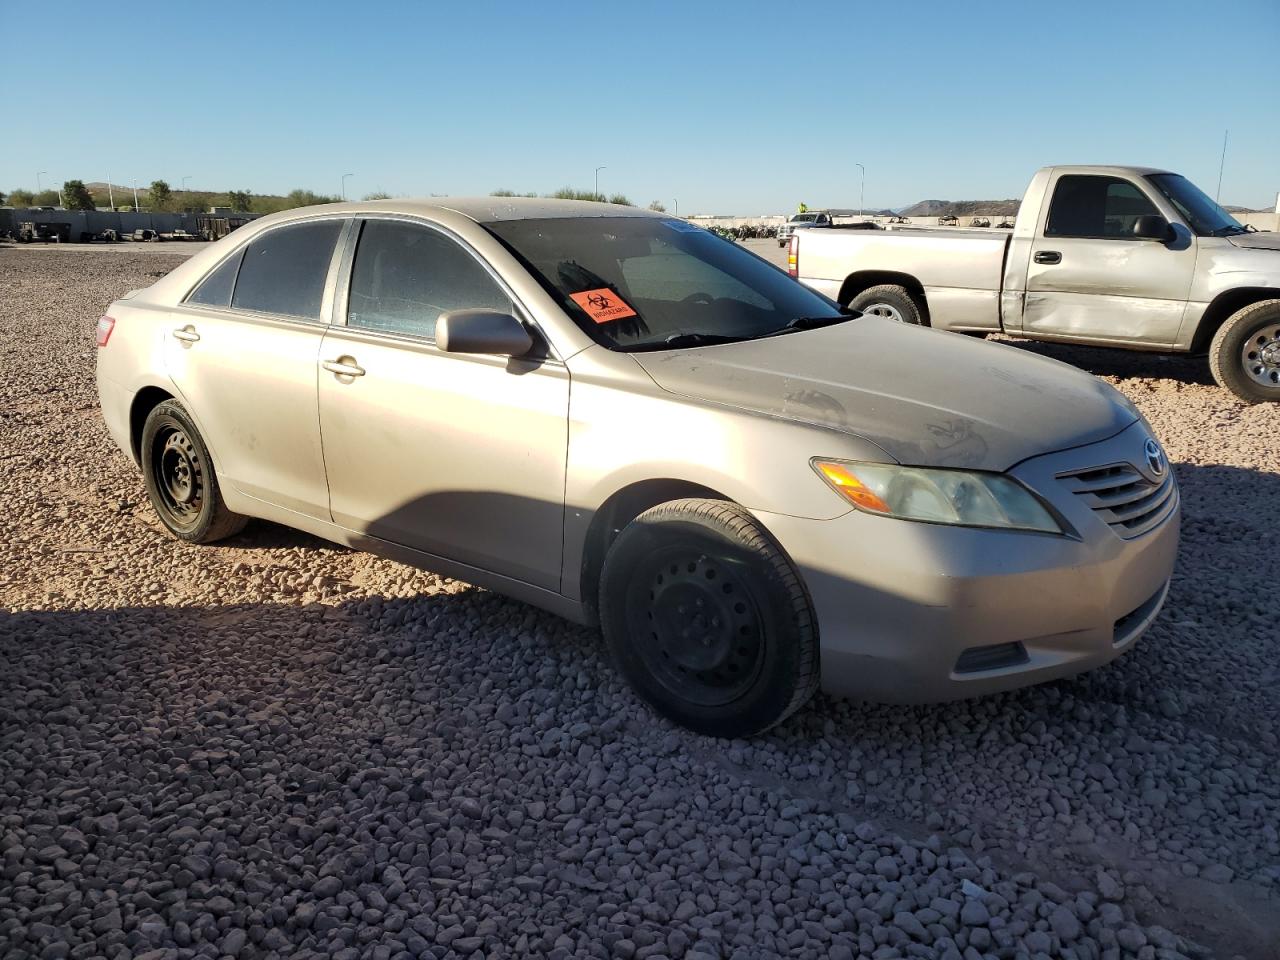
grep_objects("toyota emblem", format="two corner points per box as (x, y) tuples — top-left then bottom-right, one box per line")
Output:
(1144, 438), (1166, 477)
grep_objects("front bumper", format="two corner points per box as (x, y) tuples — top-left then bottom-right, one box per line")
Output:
(755, 422), (1181, 703)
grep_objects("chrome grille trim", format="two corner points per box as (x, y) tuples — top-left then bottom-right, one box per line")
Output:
(1057, 462), (1177, 539)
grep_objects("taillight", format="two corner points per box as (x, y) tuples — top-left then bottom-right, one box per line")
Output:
(95, 315), (116, 347)
(787, 235), (799, 278)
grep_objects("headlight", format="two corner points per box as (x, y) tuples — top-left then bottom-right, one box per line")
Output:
(812, 459), (1063, 534)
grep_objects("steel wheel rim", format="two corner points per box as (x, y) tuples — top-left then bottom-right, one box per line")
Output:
(153, 425), (204, 525)
(863, 302), (905, 322)
(1241, 323), (1280, 387)
(631, 547), (766, 707)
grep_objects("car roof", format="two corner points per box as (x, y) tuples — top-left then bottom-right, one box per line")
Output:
(267, 196), (668, 225)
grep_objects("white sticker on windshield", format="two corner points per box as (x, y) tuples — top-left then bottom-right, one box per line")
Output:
(662, 220), (703, 234)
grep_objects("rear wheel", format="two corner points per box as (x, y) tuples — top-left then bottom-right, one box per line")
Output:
(599, 498), (819, 737)
(1209, 299), (1280, 403)
(847, 284), (926, 325)
(141, 400), (247, 543)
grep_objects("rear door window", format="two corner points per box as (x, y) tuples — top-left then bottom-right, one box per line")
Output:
(1045, 175), (1160, 239)
(231, 220), (344, 320)
(346, 219), (513, 340)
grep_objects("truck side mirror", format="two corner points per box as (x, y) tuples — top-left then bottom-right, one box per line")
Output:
(1132, 215), (1174, 242)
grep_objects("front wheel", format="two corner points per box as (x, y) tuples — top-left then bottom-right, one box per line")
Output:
(140, 400), (248, 542)
(847, 284), (926, 325)
(599, 499), (819, 737)
(1209, 299), (1280, 403)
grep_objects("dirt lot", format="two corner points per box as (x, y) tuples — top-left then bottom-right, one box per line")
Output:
(1, 245), (1277, 960)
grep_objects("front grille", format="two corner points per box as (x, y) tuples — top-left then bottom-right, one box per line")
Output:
(1057, 462), (1177, 539)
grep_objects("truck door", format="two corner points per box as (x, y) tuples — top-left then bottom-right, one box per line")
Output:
(1021, 173), (1197, 346)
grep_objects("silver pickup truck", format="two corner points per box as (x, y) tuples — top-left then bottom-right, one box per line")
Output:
(791, 165), (1280, 402)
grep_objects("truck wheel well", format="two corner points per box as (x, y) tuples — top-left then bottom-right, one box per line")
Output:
(579, 479), (730, 625)
(129, 386), (174, 463)
(1191, 288), (1280, 353)
(838, 271), (930, 322)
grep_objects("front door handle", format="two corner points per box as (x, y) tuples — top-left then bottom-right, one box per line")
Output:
(1033, 251), (1062, 265)
(322, 357), (366, 378)
(171, 325), (200, 343)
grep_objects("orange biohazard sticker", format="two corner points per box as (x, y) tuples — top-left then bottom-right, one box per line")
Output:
(569, 288), (638, 325)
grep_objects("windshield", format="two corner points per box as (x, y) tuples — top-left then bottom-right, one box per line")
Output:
(485, 216), (846, 351)
(792, 214), (818, 222)
(1146, 173), (1245, 237)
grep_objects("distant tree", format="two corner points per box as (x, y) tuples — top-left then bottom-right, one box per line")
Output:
(0, 190), (5, 205)
(226, 190), (252, 211)
(33, 189), (59, 207)
(62, 180), (96, 210)
(362, 191), (392, 201)
(608, 193), (633, 206)
(647, 200), (666, 212)
(149, 180), (172, 210)
(551, 187), (605, 202)
(284, 188), (339, 208)
(9, 188), (34, 206)
(490, 189), (517, 197)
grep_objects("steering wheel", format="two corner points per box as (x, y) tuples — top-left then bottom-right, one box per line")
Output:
(681, 292), (714, 305)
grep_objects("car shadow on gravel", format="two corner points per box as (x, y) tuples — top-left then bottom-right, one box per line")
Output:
(995, 338), (1216, 387)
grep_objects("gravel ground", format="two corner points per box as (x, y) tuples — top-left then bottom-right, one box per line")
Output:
(1, 246), (1277, 960)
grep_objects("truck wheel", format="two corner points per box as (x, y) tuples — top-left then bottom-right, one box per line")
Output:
(1209, 299), (1280, 403)
(848, 284), (926, 325)
(599, 498), (819, 738)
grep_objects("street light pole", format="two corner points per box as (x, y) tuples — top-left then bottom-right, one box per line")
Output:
(855, 163), (865, 220)
(673, 199), (678, 217)
(341, 173), (353, 201)
(106, 176), (114, 210)
(132, 180), (139, 212)
(594, 165), (607, 200)
(37, 171), (46, 193)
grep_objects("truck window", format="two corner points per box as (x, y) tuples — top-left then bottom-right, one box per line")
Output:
(1044, 175), (1160, 239)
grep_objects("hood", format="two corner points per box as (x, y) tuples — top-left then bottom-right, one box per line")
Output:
(632, 319), (1137, 472)
(1227, 231), (1280, 252)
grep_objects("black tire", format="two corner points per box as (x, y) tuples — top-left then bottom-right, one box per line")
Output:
(140, 400), (247, 543)
(599, 498), (819, 737)
(847, 284), (926, 325)
(1208, 299), (1280, 403)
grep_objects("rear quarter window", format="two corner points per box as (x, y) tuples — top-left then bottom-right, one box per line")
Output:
(185, 249), (243, 308)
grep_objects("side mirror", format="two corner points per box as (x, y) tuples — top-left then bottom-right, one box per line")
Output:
(1132, 215), (1174, 242)
(436, 309), (533, 357)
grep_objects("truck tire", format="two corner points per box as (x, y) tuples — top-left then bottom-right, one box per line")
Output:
(599, 498), (819, 738)
(848, 284), (926, 325)
(1208, 299), (1280, 403)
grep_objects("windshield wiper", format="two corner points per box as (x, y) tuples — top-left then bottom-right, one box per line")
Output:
(630, 332), (746, 352)
(765, 314), (854, 337)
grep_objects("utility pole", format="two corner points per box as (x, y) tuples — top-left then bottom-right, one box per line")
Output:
(132, 180), (139, 212)
(594, 166), (607, 200)
(673, 199), (678, 217)
(856, 163), (865, 220)
(107, 176), (114, 209)
(341, 173), (353, 200)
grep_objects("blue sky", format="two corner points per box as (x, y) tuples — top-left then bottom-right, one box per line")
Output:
(3, 0), (1277, 213)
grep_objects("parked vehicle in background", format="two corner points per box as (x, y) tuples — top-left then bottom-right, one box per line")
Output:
(17, 221), (71, 243)
(96, 197), (1178, 736)
(776, 211), (833, 246)
(938, 215), (959, 226)
(996, 217), (1016, 229)
(969, 216), (991, 227)
(886, 215), (909, 225)
(791, 165), (1280, 402)
(131, 228), (159, 242)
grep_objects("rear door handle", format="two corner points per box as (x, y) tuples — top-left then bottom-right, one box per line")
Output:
(171, 325), (200, 343)
(1033, 251), (1062, 265)
(322, 357), (366, 378)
